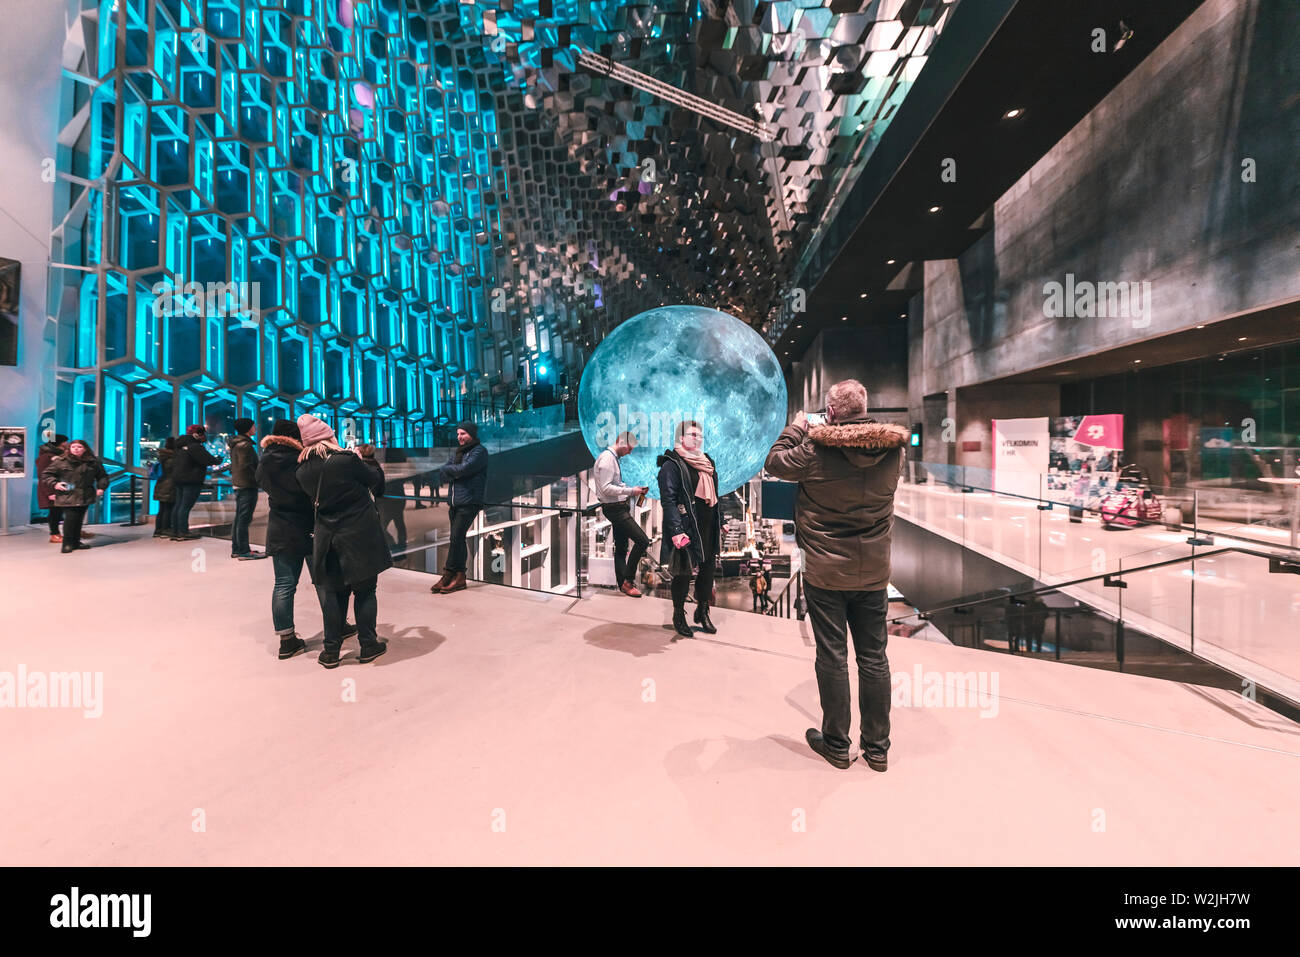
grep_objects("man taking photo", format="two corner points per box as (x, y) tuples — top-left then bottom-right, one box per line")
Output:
(764, 379), (909, 772)
(593, 431), (651, 597)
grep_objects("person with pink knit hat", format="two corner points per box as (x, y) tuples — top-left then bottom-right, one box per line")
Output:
(294, 414), (392, 668)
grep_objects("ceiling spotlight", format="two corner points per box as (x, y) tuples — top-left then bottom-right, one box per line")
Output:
(928, 205), (941, 213)
(886, 258), (896, 265)
(1238, 336), (1248, 341)
(1134, 359), (1142, 364)
(841, 316), (847, 322)
(1003, 108), (1025, 119)
(1196, 324), (1205, 329)
(858, 292), (868, 299)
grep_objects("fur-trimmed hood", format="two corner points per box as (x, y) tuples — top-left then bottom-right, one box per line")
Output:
(808, 420), (909, 449)
(260, 434), (303, 452)
(808, 419), (909, 467)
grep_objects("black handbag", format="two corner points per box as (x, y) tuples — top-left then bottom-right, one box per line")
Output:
(668, 544), (696, 578)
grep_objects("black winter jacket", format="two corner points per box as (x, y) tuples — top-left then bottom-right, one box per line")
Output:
(256, 435), (313, 557)
(295, 449), (392, 586)
(40, 451), (110, 507)
(151, 448), (176, 502)
(764, 418), (909, 591)
(172, 434), (221, 485)
(227, 433), (259, 489)
(655, 449), (723, 568)
(439, 441), (488, 506)
(35, 441), (64, 506)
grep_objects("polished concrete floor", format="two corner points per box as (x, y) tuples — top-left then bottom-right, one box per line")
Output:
(4, 523), (1300, 865)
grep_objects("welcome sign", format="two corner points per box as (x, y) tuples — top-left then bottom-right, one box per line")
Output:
(992, 417), (1049, 499)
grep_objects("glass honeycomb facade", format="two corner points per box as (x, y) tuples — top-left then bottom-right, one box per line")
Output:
(47, 0), (618, 472)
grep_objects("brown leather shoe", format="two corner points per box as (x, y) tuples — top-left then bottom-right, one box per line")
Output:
(440, 571), (467, 594)
(619, 581), (642, 598)
(430, 569), (454, 593)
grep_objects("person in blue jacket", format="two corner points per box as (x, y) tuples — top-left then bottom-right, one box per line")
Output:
(431, 421), (489, 595)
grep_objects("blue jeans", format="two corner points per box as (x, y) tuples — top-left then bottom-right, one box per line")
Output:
(271, 552), (307, 634)
(231, 487), (258, 555)
(172, 483), (203, 537)
(803, 583), (891, 760)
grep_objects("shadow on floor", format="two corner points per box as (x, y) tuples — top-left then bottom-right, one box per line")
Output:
(582, 621), (678, 658)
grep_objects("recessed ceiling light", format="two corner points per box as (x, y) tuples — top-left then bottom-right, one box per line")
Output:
(859, 292), (868, 299)
(841, 316), (847, 321)
(1134, 359), (1142, 363)
(1196, 324), (1205, 329)
(886, 259), (896, 265)
(1003, 108), (1024, 119)
(1237, 336), (1247, 341)
(928, 205), (941, 213)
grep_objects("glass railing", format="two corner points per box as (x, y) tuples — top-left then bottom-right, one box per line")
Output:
(896, 461), (1300, 708)
(886, 545), (1300, 719)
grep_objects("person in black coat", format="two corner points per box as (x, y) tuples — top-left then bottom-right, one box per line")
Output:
(40, 439), (110, 553)
(430, 421), (489, 595)
(656, 420), (724, 638)
(35, 434), (68, 542)
(227, 417), (264, 560)
(151, 438), (176, 538)
(256, 419), (356, 661)
(294, 414), (391, 668)
(171, 424), (221, 540)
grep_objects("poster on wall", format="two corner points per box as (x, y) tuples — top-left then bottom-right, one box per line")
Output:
(1045, 414), (1124, 506)
(992, 417), (1049, 499)
(0, 426), (27, 478)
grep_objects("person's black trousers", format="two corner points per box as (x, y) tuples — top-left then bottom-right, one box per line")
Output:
(61, 505), (87, 549)
(601, 502), (650, 586)
(172, 483), (203, 537)
(47, 505), (63, 535)
(803, 582), (891, 761)
(316, 577), (378, 653)
(231, 487), (257, 555)
(445, 503), (482, 572)
(670, 505), (717, 612)
(153, 501), (173, 536)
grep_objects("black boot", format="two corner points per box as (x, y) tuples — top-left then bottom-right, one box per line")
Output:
(693, 604), (718, 634)
(278, 634), (306, 660)
(672, 609), (694, 639)
(318, 646), (342, 669)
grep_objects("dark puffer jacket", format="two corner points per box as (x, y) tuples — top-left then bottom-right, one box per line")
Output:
(35, 441), (65, 507)
(40, 450), (110, 508)
(172, 434), (221, 485)
(255, 435), (313, 557)
(439, 440), (488, 506)
(764, 418), (909, 591)
(151, 447), (176, 503)
(226, 432), (259, 489)
(296, 449), (392, 586)
(655, 449), (724, 568)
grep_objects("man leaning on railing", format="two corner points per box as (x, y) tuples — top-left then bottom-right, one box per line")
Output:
(764, 378), (909, 773)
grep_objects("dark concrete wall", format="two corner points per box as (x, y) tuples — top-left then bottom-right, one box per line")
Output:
(908, 0), (1300, 468)
(786, 324), (909, 419)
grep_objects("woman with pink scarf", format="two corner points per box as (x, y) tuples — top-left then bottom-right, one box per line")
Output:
(655, 420), (724, 639)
